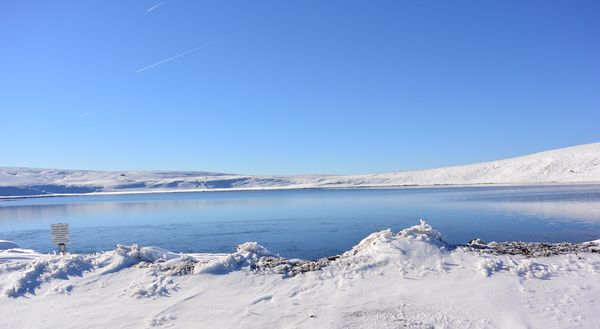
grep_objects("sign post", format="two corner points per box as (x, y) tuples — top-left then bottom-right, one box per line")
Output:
(51, 223), (70, 255)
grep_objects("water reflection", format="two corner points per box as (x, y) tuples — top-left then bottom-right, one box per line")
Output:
(460, 201), (600, 223)
(0, 186), (599, 258)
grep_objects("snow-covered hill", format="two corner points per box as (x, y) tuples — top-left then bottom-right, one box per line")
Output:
(1, 142), (599, 197)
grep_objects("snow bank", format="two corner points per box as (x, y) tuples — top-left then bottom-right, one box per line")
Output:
(95, 244), (181, 274)
(0, 245), (189, 297)
(1, 221), (598, 297)
(0, 221), (599, 328)
(0, 253), (93, 297)
(0, 246), (42, 265)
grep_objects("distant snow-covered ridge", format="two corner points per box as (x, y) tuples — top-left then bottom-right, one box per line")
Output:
(1, 142), (599, 197)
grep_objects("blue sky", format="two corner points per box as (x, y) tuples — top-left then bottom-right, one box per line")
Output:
(1, 1), (599, 175)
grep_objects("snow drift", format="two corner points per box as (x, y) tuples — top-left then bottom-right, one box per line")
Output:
(1, 220), (599, 328)
(1, 142), (600, 197)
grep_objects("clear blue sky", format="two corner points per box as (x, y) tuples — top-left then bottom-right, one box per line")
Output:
(1, 1), (599, 175)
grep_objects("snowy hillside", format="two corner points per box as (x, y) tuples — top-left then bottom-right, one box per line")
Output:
(1, 142), (599, 197)
(1, 220), (599, 328)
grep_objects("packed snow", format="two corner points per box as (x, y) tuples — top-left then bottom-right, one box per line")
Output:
(1, 221), (599, 328)
(1, 142), (600, 197)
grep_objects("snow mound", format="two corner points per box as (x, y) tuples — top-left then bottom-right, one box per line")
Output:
(126, 274), (179, 298)
(344, 219), (446, 258)
(332, 220), (450, 279)
(398, 219), (444, 242)
(478, 257), (504, 277)
(476, 255), (553, 279)
(344, 229), (395, 256)
(0, 245), (188, 297)
(0, 254), (94, 297)
(96, 244), (181, 275)
(236, 241), (275, 256)
(125, 255), (199, 298)
(195, 242), (275, 274)
(0, 248), (42, 265)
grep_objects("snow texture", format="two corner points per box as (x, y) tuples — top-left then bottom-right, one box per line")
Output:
(0, 221), (599, 328)
(1, 142), (600, 197)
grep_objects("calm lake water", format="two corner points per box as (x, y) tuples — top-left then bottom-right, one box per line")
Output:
(1, 185), (600, 259)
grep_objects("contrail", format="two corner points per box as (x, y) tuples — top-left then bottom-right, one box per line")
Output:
(147, 2), (163, 12)
(79, 111), (98, 118)
(136, 40), (220, 73)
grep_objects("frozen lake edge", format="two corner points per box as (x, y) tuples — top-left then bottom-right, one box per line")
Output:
(1, 220), (599, 328)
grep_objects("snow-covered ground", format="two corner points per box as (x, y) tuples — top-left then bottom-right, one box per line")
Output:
(1, 221), (599, 329)
(1, 142), (600, 197)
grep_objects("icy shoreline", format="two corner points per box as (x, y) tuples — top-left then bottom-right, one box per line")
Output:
(1, 221), (599, 328)
(2, 181), (600, 201)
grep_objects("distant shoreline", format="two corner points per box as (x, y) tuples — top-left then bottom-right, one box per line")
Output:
(2, 181), (600, 200)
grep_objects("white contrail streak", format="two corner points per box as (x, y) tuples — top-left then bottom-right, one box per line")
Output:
(79, 110), (99, 118)
(135, 40), (220, 73)
(147, 2), (163, 12)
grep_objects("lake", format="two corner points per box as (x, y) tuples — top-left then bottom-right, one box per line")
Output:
(1, 185), (600, 259)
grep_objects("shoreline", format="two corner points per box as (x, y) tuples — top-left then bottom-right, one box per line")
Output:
(2, 181), (600, 200)
(1, 221), (599, 328)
